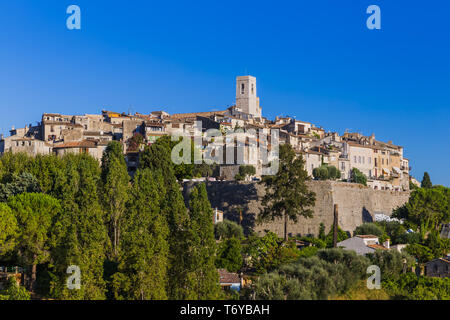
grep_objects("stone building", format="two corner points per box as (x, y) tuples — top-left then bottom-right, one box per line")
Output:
(0, 75), (412, 190)
(425, 258), (450, 278)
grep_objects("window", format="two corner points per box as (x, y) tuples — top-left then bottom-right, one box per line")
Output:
(368, 157), (371, 164)
(358, 156), (361, 163)
(241, 83), (245, 94)
(341, 162), (345, 170)
(382, 159), (384, 165)
(354, 156), (357, 163)
(251, 84), (254, 94)
(362, 157), (365, 164)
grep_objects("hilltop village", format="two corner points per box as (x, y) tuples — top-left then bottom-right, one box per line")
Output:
(0, 76), (411, 191)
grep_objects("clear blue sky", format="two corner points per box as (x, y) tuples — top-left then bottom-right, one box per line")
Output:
(0, 0), (449, 186)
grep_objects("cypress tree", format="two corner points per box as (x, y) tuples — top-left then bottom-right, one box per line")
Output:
(421, 172), (432, 189)
(186, 183), (222, 299)
(113, 169), (169, 300)
(50, 154), (109, 299)
(101, 141), (130, 259)
(163, 175), (191, 299)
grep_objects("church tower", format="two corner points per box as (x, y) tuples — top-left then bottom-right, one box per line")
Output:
(236, 75), (261, 118)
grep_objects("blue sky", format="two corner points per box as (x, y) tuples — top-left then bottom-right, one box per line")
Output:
(0, 0), (449, 185)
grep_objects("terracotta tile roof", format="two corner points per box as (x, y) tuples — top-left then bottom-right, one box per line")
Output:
(356, 235), (379, 239)
(53, 140), (98, 149)
(218, 269), (240, 284)
(170, 110), (227, 119)
(367, 244), (389, 251)
(428, 258), (450, 264)
(145, 122), (165, 127)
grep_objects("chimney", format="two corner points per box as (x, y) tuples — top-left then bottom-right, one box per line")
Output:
(383, 238), (390, 249)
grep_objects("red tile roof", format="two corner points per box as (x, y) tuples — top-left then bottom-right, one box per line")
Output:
(218, 269), (240, 284)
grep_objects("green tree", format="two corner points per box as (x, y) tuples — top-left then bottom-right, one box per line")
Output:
(424, 230), (450, 259)
(0, 277), (31, 300)
(216, 238), (243, 273)
(127, 132), (144, 152)
(247, 248), (370, 300)
(350, 168), (367, 186)
(0, 172), (41, 202)
(101, 141), (130, 259)
(138, 137), (193, 299)
(163, 176), (191, 299)
(8, 193), (61, 292)
(366, 250), (415, 279)
(312, 166), (328, 180)
(50, 154), (109, 300)
(260, 144), (316, 241)
(325, 223), (349, 248)
(318, 222), (326, 241)
(353, 223), (385, 238)
(244, 232), (300, 274)
(400, 187), (449, 238)
(312, 165), (341, 181)
(112, 169), (169, 300)
(185, 183), (222, 299)
(0, 203), (18, 256)
(421, 172), (432, 188)
(236, 165), (256, 181)
(214, 219), (244, 240)
(139, 135), (199, 181)
(404, 244), (434, 264)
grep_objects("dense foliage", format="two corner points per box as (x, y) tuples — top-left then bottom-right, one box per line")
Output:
(350, 168), (367, 186)
(0, 140), (221, 300)
(246, 248), (370, 300)
(312, 165), (341, 181)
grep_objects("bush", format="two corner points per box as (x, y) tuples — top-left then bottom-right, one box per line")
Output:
(313, 166), (329, 180)
(366, 250), (415, 279)
(247, 248), (370, 300)
(350, 168), (367, 186)
(0, 277), (30, 300)
(243, 232), (301, 274)
(214, 219), (244, 240)
(383, 273), (450, 300)
(404, 244), (434, 263)
(325, 224), (349, 248)
(236, 165), (256, 181)
(298, 236), (326, 249)
(354, 223), (385, 238)
(216, 238), (243, 273)
(312, 165), (341, 181)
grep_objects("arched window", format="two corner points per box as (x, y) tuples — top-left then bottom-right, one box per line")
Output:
(241, 83), (245, 94)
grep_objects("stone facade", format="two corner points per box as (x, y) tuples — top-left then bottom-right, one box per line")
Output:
(186, 180), (410, 238)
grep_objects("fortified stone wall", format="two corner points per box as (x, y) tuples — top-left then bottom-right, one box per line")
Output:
(183, 180), (410, 238)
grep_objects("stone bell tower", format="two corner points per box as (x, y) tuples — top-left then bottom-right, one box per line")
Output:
(236, 75), (261, 118)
